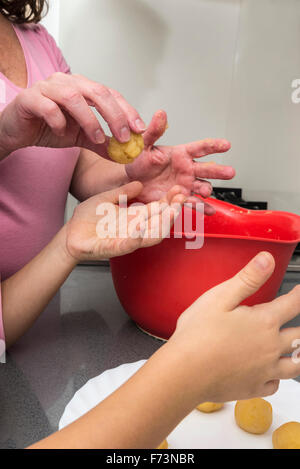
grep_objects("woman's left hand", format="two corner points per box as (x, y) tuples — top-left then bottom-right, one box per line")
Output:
(126, 110), (235, 215)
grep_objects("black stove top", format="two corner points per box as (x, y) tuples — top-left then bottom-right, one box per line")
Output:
(213, 187), (300, 259)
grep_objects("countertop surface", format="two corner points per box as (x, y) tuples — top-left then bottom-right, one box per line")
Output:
(0, 265), (299, 449)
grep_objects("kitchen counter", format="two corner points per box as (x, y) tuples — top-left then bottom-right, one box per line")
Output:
(0, 265), (299, 449)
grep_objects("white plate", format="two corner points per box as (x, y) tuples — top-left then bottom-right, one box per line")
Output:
(59, 360), (300, 449)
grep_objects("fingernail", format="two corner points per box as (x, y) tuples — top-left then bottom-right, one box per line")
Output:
(225, 167), (235, 177)
(95, 129), (105, 144)
(202, 186), (212, 198)
(135, 118), (146, 131)
(120, 126), (131, 142)
(254, 252), (271, 270)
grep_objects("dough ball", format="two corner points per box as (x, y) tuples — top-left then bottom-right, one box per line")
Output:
(157, 439), (168, 449)
(235, 398), (272, 435)
(272, 422), (300, 449)
(196, 402), (224, 413)
(108, 132), (144, 164)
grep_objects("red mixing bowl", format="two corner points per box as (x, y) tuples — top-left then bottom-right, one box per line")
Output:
(110, 197), (300, 340)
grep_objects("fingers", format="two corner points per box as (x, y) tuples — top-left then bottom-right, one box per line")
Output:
(74, 76), (144, 141)
(17, 89), (67, 137)
(40, 73), (145, 144)
(140, 187), (186, 247)
(194, 161), (235, 180)
(145, 190), (184, 228)
(83, 84), (131, 143)
(125, 200), (167, 247)
(116, 233), (144, 257)
(100, 181), (144, 205)
(97, 184), (185, 245)
(193, 180), (213, 198)
(260, 380), (280, 397)
(276, 356), (300, 380)
(206, 252), (275, 311)
(39, 81), (105, 144)
(264, 286), (300, 327)
(275, 317), (300, 379)
(185, 196), (216, 215)
(95, 184), (186, 256)
(163, 185), (186, 205)
(280, 327), (300, 355)
(187, 139), (231, 158)
(143, 110), (168, 147)
(108, 88), (146, 133)
(98, 184), (185, 220)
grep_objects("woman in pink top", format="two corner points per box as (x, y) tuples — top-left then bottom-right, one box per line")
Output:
(0, 0), (236, 281)
(0, 0), (300, 450)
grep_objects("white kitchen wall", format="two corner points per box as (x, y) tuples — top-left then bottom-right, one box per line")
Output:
(59, 0), (240, 139)
(57, 0), (300, 214)
(225, 0), (300, 214)
(41, 0), (60, 44)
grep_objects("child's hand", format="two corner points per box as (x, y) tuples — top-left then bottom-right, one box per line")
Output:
(126, 110), (235, 215)
(167, 252), (300, 406)
(27, 252), (300, 449)
(65, 181), (186, 262)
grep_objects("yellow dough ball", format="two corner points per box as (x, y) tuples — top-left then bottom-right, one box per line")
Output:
(235, 398), (272, 435)
(196, 402), (224, 413)
(108, 132), (144, 164)
(272, 422), (300, 449)
(157, 439), (168, 449)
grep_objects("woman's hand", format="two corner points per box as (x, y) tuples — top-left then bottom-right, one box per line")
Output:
(0, 73), (146, 158)
(65, 181), (186, 262)
(167, 252), (300, 406)
(126, 110), (235, 215)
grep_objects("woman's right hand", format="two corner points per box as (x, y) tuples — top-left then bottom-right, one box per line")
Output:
(0, 73), (146, 158)
(167, 252), (300, 406)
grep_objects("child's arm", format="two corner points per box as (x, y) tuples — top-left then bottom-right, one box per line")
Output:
(2, 182), (185, 347)
(1, 226), (76, 347)
(30, 252), (300, 449)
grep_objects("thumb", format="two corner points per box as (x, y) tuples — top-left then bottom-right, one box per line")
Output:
(100, 181), (144, 205)
(143, 110), (168, 147)
(205, 251), (275, 311)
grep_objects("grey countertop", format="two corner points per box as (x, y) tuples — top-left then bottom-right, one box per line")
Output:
(0, 265), (299, 449)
